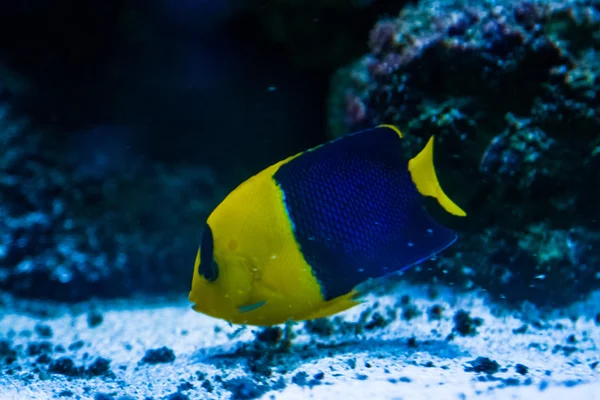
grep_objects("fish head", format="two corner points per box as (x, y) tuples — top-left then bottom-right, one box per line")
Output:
(188, 222), (257, 324)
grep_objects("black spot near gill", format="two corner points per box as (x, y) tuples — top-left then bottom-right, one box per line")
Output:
(198, 223), (218, 282)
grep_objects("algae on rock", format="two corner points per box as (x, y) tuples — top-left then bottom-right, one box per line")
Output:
(328, 0), (600, 306)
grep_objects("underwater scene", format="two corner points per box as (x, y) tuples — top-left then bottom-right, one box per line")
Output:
(0, 0), (599, 399)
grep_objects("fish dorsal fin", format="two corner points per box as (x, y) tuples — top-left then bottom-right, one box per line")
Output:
(377, 124), (404, 138)
(408, 136), (467, 217)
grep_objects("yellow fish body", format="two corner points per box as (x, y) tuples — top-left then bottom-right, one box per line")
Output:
(189, 125), (466, 326)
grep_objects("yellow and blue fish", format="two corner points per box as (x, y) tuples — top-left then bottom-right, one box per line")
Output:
(189, 125), (466, 326)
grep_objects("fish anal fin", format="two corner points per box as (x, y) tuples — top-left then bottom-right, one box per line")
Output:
(295, 290), (361, 321)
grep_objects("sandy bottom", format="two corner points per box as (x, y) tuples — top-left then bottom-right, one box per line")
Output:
(0, 284), (598, 400)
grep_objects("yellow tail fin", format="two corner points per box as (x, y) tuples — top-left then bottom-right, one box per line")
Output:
(408, 136), (466, 217)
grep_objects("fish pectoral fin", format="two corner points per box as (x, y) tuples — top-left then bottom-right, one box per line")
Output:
(238, 300), (267, 313)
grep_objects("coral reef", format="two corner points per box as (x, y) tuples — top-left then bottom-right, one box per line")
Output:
(0, 95), (221, 301)
(328, 0), (600, 306)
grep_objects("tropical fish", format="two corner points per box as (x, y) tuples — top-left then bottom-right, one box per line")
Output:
(189, 125), (466, 326)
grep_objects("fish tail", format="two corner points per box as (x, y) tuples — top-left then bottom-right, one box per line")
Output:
(408, 136), (467, 217)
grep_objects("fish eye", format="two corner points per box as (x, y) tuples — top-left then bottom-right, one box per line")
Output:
(198, 223), (218, 282)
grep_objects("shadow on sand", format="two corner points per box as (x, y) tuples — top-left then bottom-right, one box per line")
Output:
(192, 334), (467, 377)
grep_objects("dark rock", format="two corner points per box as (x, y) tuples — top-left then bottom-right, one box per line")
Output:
(68, 340), (85, 351)
(513, 325), (528, 334)
(304, 315), (366, 337)
(177, 382), (194, 392)
(36, 354), (52, 364)
(502, 378), (521, 387)
(0, 340), (17, 365)
(401, 304), (421, 321)
(464, 357), (500, 374)
(94, 394), (115, 400)
(26, 341), (52, 356)
(292, 371), (308, 386)
(223, 377), (268, 400)
(246, 354), (273, 377)
(201, 379), (214, 393)
(427, 304), (444, 320)
(552, 344), (577, 357)
(346, 358), (356, 369)
(532, 321), (547, 330)
(407, 336), (418, 348)
(304, 318), (335, 337)
(515, 363), (529, 375)
(453, 310), (483, 336)
(141, 347), (175, 364)
(87, 310), (104, 328)
(195, 371), (207, 381)
(254, 327), (282, 344)
(49, 356), (82, 377)
(34, 323), (53, 338)
(272, 377), (287, 391)
(165, 393), (189, 400)
(87, 357), (111, 376)
(364, 312), (389, 330)
(58, 390), (74, 397)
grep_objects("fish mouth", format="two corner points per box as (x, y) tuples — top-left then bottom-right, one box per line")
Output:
(189, 262), (254, 320)
(190, 253), (271, 320)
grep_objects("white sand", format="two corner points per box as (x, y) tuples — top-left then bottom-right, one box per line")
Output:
(0, 284), (598, 400)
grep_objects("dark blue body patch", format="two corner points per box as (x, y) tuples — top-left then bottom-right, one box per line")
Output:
(273, 127), (457, 301)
